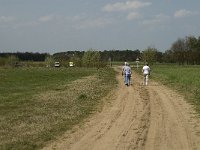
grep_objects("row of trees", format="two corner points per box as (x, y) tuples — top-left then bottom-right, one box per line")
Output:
(164, 36), (200, 65)
(0, 52), (48, 61)
(45, 50), (104, 68)
(52, 49), (141, 67)
(52, 35), (200, 66)
(141, 35), (200, 65)
(0, 52), (49, 67)
(1, 35), (200, 67)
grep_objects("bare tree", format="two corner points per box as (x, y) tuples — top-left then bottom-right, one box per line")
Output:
(170, 38), (186, 65)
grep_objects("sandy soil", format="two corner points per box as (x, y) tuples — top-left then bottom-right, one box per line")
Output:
(42, 67), (200, 150)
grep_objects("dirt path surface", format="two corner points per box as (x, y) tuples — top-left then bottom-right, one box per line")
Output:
(42, 67), (200, 150)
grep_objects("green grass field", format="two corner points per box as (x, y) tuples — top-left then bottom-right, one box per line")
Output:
(0, 67), (117, 150)
(150, 64), (200, 113)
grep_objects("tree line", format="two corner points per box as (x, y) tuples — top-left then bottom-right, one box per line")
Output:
(0, 35), (200, 67)
(164, 36), (200, 65)
(0, 52), (48, 61)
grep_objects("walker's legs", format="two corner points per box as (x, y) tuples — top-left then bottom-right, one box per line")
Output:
(144, 75), (148, 86)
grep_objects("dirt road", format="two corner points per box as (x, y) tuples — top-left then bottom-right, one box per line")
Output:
(42, 67), (200, 150)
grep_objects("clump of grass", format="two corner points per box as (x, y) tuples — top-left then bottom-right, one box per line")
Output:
(0, 67), (117, 150)
(150, 64), (200, 113)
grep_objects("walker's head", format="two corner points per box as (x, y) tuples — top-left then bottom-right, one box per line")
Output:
(145, 62), (148, 66)
(124, 62), (127, 66)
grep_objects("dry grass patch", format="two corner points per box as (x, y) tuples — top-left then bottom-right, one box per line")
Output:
(0, 67), (117, 150)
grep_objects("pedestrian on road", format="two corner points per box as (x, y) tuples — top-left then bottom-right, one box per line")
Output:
(122, 62), (127, 83)
(142, 62), (150, 86)
(122, 62), (132, 86)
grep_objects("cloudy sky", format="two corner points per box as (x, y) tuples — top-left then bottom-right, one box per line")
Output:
(0, 0), (200, 54)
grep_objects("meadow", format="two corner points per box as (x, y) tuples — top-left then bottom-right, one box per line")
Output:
(0, 67), (117, 150)
(149, 64), (200, 113)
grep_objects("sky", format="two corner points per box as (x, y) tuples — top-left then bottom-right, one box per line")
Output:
(0, 0), (200, 54)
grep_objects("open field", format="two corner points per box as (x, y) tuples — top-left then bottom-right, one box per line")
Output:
(1, 64), (200, 150)
(149, 64), (200, 113)
(0, 67), (117, 150)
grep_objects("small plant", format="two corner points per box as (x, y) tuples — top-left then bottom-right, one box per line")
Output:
(0, 57), (7, 66)
(5, 55), (19, 67)
(45, 55), (54, 67)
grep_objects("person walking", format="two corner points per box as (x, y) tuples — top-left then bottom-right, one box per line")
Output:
(142, 62), (150, 86)
(122, 62), (132, 86)
(122, 62), (127, 83)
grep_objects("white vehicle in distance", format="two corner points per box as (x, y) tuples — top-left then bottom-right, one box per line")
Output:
(54, 62), (60, 67)
(69, 62), (74, 67)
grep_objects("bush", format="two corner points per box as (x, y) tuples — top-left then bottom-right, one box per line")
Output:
(82, 49), (104, 68)
(45, 56), (54, 67)
(0, 57), (7, 66)
(4, 55), (20, 67)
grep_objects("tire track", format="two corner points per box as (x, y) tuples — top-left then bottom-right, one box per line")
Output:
(144, 79), (200, 150)
(68, 70), (151, 150)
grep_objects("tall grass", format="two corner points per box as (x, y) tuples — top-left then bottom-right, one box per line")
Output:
(0, 67), (117, 150)
(151, 64), (200, 113)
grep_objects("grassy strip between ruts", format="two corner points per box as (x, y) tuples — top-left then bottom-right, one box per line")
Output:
(147, 64), (200, 114)
(0, 67), (117, 150)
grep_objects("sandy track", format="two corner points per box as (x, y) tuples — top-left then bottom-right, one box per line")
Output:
(42, 67), (200, 150)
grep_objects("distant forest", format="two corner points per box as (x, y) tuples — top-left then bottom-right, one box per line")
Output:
(0, 50), (158, 63)
(0, 52), (48, 61)
(0, 35), (200, 65)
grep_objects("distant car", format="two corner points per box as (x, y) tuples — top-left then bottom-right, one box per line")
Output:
(54, 62), (60, 67)
(69, 61), (74, 67)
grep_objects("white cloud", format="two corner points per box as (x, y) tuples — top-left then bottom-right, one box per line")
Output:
(64, 14), (113, 29)
(13, 16), (54, 29)
(174, 9), (194, 18)
(39, 15), (54, 22)
(13, 21), (39, 29)
(127, 12), (141, 20)
(102, 1), (151, 12)
(0, 16), (15, 23)
(69, 14), (87, 22)
(75, 18), (113, 29)
(142, 14), (170, 26)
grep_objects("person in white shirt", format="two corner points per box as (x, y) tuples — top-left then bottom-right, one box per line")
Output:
(142, 63), (150, 86)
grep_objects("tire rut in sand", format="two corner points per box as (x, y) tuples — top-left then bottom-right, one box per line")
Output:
(116, 82), (150, 150)
(68, 71), (151, 150)
(145, 80), (200, 150)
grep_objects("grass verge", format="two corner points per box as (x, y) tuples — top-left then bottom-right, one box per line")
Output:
(0, 67), (117, 150)
(148, 64), (200, 114)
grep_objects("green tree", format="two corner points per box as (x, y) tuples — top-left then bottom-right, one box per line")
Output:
(163, 50), (175, 63)
(185, 36), (200, 65)
(142, 47), (157, 65)
(82, 49), (101, 68)
(6, 55), (19, 67)
(70, 54), (82, 67)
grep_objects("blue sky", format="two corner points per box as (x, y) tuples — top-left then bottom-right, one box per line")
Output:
(0, 0), (200, 54)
